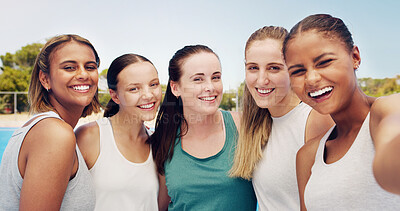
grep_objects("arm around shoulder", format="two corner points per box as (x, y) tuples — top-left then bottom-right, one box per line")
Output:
(370, 94), (400, 194)
(75, 121), (100, 170)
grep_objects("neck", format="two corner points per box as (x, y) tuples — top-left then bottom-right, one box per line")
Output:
(183, 110), (222, 134)
(53, 106), (83, 128)
(330, 88), (374, 136)
(268, 90), (301, 117)
(110, 110), (147, 142)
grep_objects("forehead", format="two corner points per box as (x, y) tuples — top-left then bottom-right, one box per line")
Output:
(181, 52), (221, 75)
(50, 41), (95, 63)
(246, 39), (284, 61)
(285, 31), (348, 59)
(117, 62), (158, 84)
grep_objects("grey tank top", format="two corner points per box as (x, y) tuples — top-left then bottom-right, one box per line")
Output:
(305, 113), (400, 210)
(0, 111), (96, 210)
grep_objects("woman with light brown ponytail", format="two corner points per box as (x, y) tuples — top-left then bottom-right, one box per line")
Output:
(230, 26), (333, 210)
(75, 53), (162, 210)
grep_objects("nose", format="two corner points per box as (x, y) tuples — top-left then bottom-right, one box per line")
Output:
(257, 70), (270, 85)
(141, 87), (153, 100)
(76, 66), (89, 80)
(203, 80), (215, 92)
(305, 69), (321, 86)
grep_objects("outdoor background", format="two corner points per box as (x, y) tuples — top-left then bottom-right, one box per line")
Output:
(1, 0), (399, 116)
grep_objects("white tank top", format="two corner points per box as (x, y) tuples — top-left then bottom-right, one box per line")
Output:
(305, 113), (400, 210)
(252, 102), (312, 211)
(90, 117), (159, 211)
(0, 111), (95, 210)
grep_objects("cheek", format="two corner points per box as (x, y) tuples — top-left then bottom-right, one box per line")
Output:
(245, 72), (257, 86)
(290, 77), (305, 95)
(273, 72), (290, 88)
(215, 82), (223, 93)
(90, 72), (99, 83)
(155, 88), (162, 101)
(122, 93), (140, 106)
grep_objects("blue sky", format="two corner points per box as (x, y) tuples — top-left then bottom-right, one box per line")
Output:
(1, 0), (399, 90)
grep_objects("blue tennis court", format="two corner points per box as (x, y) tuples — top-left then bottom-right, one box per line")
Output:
(0, 127), (16, 165)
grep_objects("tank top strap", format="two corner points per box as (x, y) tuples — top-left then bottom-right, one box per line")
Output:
(24, 111), (63, 129)
(313, 125), (335, 167)
(96, 117), (114, 151)
(220, 110), (237, 135)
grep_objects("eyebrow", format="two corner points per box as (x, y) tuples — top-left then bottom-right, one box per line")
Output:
(245, 62), (284, 66)
(313, 53), (335, 63)
(288, 64), (305, 71)
(59, 60), (97, 65)
(288, 53), (336, 71)
(189, 71), (221, 79)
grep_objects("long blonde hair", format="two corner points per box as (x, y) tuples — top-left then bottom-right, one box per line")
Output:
(230, 26), (288, 180)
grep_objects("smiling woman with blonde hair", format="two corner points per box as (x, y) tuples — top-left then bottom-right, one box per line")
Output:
(230, 26), (333, 210)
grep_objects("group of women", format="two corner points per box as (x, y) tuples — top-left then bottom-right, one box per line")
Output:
(0, 13), (399, 211)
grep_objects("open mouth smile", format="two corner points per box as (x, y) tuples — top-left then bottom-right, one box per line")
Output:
(256, 88), (274, 95)
(308, 86), (333, 99)
(71, 85), (90, 92)
(199, 96), (217, 102)
(138, 103), (155, 110)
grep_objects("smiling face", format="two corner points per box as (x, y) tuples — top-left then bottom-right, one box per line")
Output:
(245, 39), (291, 109)
(171, 52), (223, 116)
(111, 61), (162, 121)
(43, 41), (99, 112)
(285, 30), (361, 115)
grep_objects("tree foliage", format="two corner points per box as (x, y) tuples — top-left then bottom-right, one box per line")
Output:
(0, 43), (43, 113)
(358, 76), (400, 97)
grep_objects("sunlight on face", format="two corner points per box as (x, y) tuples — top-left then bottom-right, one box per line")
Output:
(173, 52), (223, 116)
(245, 39), (291, 109)
(114, 62), (162, 121)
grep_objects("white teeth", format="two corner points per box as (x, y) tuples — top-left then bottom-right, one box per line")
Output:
(139, 103), (154, 109)
(72, 85), (89, 91)
(257, 88), (273, 94)
(200, 96), (216, 101)
(310, 86), (333, 98)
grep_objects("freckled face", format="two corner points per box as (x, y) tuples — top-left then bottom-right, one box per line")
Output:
(113, 62), (162, 121)
(172, 52), (223, 116)
(285, 30), (360, 115)
(245, 39), (291, 109)
(47, 41), (98, 111)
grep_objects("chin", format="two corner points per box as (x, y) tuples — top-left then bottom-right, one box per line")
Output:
(141, 114), (156, 122)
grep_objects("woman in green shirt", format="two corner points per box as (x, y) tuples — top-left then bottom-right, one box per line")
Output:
(150, 45), (257, 211)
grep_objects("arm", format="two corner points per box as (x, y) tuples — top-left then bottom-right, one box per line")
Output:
(305, 109), (334, 143)
(158, 174), (170, 211)
(296, 139), (320, 211)
(75, 121), (100, 169)
(370, 94), (400, 194)
(19, 118), (77, 210)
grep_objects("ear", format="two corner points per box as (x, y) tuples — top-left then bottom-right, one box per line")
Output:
(170, 81), (181, 98)
(109, 89), (121, 105)
(39, 70), (50, 90)
(352, 45), (361, 70)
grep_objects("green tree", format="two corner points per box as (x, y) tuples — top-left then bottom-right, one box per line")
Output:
(0, 43), (43, 112)
(358, 76), (400, 97)
(220, 91), (236, 111)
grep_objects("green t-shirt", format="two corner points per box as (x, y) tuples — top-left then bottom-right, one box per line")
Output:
(165, 110), (257, 211)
